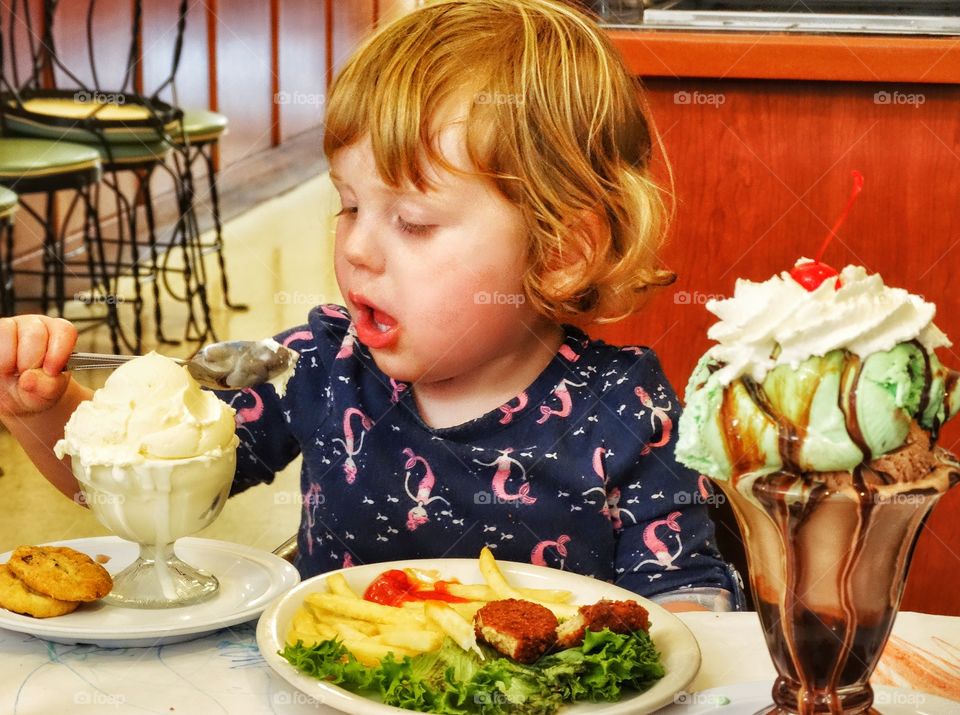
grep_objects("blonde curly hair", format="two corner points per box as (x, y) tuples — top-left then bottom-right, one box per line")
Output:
(323, 0), (675, 324)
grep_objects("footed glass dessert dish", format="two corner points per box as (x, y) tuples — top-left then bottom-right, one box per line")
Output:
(72, 451), (237, 608)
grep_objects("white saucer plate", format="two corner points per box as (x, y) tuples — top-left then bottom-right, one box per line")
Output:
(658, 680), (960, 714)
(0, 536), (300, 647)
(257, 557), (702, 715)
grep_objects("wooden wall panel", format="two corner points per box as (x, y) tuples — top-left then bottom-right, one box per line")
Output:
(141, 1), (209, 108)
(49, 0), (134, 92)
(278, 0), (327, 141)
(212, 0), (274, 165)
(331, 0), (375, 78)
(2, 0), (45, 91)
(587, 78), (960, 614)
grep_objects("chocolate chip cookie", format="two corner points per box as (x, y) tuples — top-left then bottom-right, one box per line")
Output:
(8, 545), (112, 602)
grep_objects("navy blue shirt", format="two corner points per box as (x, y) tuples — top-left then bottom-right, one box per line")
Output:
(222, 305), (740, 601)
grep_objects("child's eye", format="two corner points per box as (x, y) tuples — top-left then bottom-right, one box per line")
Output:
(397, 217), (434, 236)
(335, 207), (357, 218)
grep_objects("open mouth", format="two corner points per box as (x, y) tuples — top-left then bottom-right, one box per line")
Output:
(349, 291), (400, 350)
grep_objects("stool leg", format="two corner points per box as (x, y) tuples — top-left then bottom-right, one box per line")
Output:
(0, 217), (13, 316)
(140, 167), (177, 345)
(40, 192), (55, 315)
(109, 172), (143, 354)
(200, 144), (247, 311)
(173, 152), (217, 344)
(80, 184), (122, 355)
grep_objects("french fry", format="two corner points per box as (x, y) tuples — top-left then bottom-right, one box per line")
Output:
(286, 610), (337, 646)
(319, 616), (380, 637)
(447, 600), (484, 621)
(444, 582), (573, 604)
(306, 593), (426, 626)
(517, 586), (574, 603)
(479, 547), (577, 619)
(341, 639), (418, 667)
(286, 629), (328, 647)
(425, 601), (484, 659)
(330, 621), (374, 642)
(376, 626), (444, 653)
(291, 609), (326, 635)
(327, 573), (360, 599)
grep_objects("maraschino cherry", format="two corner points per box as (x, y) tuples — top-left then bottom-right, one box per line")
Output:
(789, 170), (864, 291)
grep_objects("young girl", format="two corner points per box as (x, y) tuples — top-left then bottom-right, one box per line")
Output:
(0, 0), (742, 611)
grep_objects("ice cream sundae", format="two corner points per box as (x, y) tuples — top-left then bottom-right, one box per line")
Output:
(55, 352), (239, 608)
(677, 260), (959, 714)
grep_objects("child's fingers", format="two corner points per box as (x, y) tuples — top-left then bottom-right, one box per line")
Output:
(0, 318), (17, 375)
(18, 367), (69, 404)
(15, 316), (50, 374)
(40, 317), (77, 376)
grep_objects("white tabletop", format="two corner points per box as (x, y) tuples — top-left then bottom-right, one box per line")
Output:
(2, 611), (958, 714)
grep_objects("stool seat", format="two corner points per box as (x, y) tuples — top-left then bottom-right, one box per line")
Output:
(0, 138), (101, 183)
(0, 186), (18, 220)
(3, 92), (179, 145)
(176, 109), (228, 145)
(97, 140), (171, 168)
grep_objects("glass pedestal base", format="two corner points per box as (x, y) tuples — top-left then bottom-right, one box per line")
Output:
(102, 542), (220, 609)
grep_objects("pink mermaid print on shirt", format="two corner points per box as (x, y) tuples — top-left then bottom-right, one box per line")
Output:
(473, 448), (536, 505)
(498, 391), (528, 425)
(635, 385), (673, 455)
(536, 378), (587, 424)
(636, 511), (684, 571)
(332, 407), (374, 484)
(531, 534), (571, 569)
(558, 343), (580, 363)
(582, 446), (636, 529)
(230, 388), (263, 442)
(317, 305), (356, 358)
(402, 448), (450, 530)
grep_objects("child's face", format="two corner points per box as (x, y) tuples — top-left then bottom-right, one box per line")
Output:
(330, 128), (556, 386)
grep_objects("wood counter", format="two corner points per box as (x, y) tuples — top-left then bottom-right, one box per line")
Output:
(609, 29), (960, 84)
(595, 29), (960, 616)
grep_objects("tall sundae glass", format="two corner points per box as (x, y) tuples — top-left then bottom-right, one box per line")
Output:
(678, 261), (959, 714)
(56, 352), (239, 608)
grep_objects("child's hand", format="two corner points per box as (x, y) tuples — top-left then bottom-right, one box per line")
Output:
(0, 316), (78, 416)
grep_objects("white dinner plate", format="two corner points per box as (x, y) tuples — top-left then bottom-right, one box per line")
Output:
(257, 558), (702, 715)
(0, 536), (300, 647)
(658, 681), (960, 714)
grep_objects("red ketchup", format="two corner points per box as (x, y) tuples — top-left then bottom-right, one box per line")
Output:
(789, 170), (863, 292)
(363, 569), (469, 606)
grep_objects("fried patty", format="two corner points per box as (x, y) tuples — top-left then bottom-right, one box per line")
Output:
(474, 598), (558, 664)
(555, 599), (650, 649)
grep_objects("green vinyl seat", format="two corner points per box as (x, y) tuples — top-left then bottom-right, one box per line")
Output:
(0, 185), (18, 220)
(0, 137), (101, 192)
(176, 109), (228, 145)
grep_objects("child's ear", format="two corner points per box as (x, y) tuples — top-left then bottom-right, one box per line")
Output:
(542, 210), (606, 298)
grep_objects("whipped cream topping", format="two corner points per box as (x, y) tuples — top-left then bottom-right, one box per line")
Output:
(705, 262), (952, 385)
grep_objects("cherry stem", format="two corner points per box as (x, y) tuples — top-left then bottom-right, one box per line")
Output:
(814, 170), (864, 264)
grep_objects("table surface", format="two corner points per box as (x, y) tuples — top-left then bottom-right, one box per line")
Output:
(2, 611), (958, 714)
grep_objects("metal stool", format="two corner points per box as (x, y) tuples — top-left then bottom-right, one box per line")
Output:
(0, 138), (120, 351)
(171, 109), (246, 312)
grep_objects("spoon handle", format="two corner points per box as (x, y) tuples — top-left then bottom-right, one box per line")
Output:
(66, 353), (186, 371)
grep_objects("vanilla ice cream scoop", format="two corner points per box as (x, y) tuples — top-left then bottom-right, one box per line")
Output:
(56, 351), (237, 464)
(55, 353), (240, 607)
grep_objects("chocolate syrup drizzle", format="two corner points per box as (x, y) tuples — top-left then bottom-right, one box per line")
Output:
(717, 349), (951, 715)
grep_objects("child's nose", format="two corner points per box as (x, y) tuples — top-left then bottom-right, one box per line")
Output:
(340, 218), (385, 274)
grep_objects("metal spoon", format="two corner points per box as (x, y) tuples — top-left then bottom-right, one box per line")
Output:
(66, 340), (298, 391)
